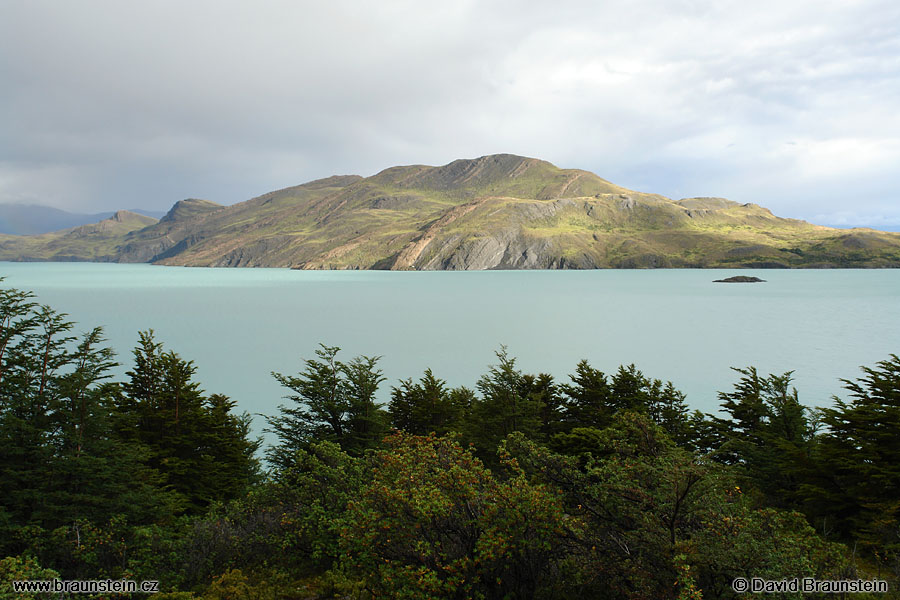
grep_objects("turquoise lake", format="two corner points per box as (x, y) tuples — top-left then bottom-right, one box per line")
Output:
(2, 263), (898, 441)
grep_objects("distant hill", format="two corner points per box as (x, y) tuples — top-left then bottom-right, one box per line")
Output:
(822, 223), (900, 233)
(0, 210), (158, 262)
(1, 154), (899, 268)
(0, 204), (165, 235)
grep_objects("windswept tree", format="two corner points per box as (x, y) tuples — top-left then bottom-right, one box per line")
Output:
(710, 368), (817, 510)
(266, 344), (388, 468)
(813, 355), (900, 572)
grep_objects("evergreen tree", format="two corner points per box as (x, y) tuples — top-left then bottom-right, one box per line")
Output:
(341, 355), (389, 454)
(118, 330), (260, 514)
(388, 368), (467, 436)
(558, 360), (691, 451)
(0, 292), (61, 540)
(711, 368), (817, 510)
(202, 393), (262, 502)
(814, 355), (900, 569)
(467, 347), (544, 460)
(649, 381), (692, 446)
(560, 360), (614, 429)
(0, 290), (174, 562)
(522, 372), (564, 439)
(37, 328), (171, 528)
(267, 345), (387, 469)
(610, 364), (653, 412)
(712, 367), (770, 466)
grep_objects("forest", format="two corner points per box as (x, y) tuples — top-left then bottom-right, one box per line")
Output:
(1, 283), (898, 599)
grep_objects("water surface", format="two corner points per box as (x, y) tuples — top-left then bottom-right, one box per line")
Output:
(3, 263), (897, 440)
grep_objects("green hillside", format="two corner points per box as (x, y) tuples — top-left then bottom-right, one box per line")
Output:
(1, 154), (898, 268)
(0, 210), (158, 262)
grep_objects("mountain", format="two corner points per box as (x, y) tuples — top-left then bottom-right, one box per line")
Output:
(1, 154), (899, 268)
(0, 210), (158, 262)
(0, 204), (165, 235)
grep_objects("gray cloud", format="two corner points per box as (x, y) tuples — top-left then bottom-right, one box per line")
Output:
(1, 0), (898, 227)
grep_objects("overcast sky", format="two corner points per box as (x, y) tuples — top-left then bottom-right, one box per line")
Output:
(1, 0), (899, 228)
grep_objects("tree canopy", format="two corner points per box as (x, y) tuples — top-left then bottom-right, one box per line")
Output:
(2, 282), (898, 598)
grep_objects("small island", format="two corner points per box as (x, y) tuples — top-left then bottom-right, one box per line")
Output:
(713, 275), (766, 283)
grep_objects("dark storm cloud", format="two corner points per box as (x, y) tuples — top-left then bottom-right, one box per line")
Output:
(1, 0), (898, 227)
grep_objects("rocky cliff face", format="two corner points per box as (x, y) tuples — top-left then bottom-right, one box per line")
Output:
(115, 199), (223, 262)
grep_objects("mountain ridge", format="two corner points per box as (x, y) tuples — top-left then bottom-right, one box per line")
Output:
(0, 203), (165, 235)
(1, 154), (899, 269)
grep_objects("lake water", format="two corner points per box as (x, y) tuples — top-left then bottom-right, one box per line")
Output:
(2, 263), (898, 442)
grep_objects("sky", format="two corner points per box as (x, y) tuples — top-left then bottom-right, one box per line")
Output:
(1, 0), (899, 229)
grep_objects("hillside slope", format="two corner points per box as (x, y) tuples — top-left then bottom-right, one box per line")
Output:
(0, 211), (158, 262)
(1, 154), (899, 268)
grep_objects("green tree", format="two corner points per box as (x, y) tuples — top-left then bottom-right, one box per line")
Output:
(0, 555), (60, 600)
(467, 347), (544, 462)
(337, 432), (573, 599)
(813, 355), (900, 574)
(389, 369), (469, 436)
(556, 361), (692, 455)
(559, 360), (613, 430)
(0, 289), (177, 575)
(522, 372), (564, 439)
(341, 355), (389, 454)
(711, 368), (817, 510)
(647, 381), (692, 446)
(0, 293), (65, 544)
(267, 345), (387, 468)
(173, 441), (368, 590)
(117, 330), (260, 514)
(610, 364), (654, 411)
(505, 414), (845, 599)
